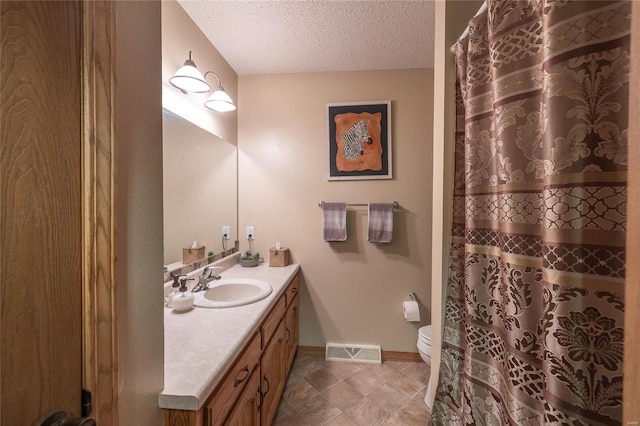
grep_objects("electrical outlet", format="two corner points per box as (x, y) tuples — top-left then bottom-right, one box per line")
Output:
(246, 226), (255, 240)
(222, 226), (230, 240)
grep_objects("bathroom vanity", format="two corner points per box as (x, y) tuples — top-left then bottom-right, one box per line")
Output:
(160, 261), (300, 425)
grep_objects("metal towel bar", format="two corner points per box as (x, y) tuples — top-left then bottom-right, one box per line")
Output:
(318, 201), (399, 209)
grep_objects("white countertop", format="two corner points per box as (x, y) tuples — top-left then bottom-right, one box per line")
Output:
(158, 259), (301, 411)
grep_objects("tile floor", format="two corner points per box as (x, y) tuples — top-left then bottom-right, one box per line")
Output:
(273, 355), (431, 426)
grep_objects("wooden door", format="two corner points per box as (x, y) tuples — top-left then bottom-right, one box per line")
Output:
(1, 2), (117, 424)
(1, 2), (83, 423)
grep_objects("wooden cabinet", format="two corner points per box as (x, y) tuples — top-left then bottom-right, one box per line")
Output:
(284, 274), (299, 307)
(285, 293), (299, 373)
(260, 320), (286, 425)
(163, 271), (300, 426)
(261, 297), (285, 349)
(205, 330), (261, 425)
(224, 366), (261, 426)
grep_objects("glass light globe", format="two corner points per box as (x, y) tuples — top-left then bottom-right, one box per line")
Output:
(204, 88), (236, 112)
(169, 64), (210, 93)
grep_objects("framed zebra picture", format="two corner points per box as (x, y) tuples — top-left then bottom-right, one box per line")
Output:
(326, 100), (392, 180)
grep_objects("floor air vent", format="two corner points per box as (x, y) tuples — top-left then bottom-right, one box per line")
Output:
(325, 343), (382, 364)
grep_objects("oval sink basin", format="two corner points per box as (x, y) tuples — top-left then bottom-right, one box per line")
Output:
(193, 279), (272, 308)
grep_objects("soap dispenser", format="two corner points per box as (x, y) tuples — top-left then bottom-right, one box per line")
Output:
(164, 273), (183, 307)
(172, 277), (195, 312)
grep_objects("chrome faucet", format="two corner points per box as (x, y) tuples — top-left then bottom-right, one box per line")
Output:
(191, 266), (223, 292)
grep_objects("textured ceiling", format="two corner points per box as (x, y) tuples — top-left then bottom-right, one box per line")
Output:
(177, 0), (436, 75)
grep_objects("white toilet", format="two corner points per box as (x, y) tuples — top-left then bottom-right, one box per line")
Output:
(417, 325), (432, 406)
(417, 325), (432, 366)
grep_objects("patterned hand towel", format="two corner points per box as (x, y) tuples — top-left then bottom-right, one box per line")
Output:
(322, 202), (347, 242)
(368, 203), (394, 243)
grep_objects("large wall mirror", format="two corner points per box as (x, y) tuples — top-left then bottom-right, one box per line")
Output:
(162, 109), (238, 267)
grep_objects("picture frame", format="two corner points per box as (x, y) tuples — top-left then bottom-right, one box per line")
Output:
(326, 100), (392, 180)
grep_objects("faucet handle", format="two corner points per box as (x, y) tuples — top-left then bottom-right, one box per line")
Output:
(171, 273), (186, 288)
(202, 265), (223, 277)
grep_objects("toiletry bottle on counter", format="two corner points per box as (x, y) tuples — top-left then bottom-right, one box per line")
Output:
(172, 277), (194, 312)
(165, 274), (183, 307)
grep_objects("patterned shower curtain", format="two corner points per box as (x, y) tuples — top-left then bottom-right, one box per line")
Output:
(431, 0), (629, 424)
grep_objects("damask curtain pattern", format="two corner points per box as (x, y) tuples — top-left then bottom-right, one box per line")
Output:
(431, 1), (629, 424)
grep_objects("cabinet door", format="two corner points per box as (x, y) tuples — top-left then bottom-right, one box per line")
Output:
(225, 366), (260, 426)
(262, 297), (285, 349)
(285, 294), (299, 374)
(206, 330), (261, 426)
(284, 274), (299, 307)
(260, 320), (286, 425)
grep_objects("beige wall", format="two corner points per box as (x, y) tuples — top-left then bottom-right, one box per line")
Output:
(162, 0), (238, 145)
(429, 0), (483, 406)
(116, 1), (164, 424)
(238, 70), (433, 352)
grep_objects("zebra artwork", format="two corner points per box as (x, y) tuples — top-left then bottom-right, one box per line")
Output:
(340, 119), (373, 160)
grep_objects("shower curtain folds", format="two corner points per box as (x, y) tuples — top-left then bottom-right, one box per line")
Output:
(432, 0), (629, 424)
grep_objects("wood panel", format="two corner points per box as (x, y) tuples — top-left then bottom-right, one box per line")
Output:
(163, 408), (204, 426)
(81, 1), (118, 423)
(382, 351), (422, 363)
(623, 1), (640, 423)
(0, 1), (83, 423)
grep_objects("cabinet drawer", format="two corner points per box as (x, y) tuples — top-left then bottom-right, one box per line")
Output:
(284, 274), (299, 307)
(262, 296), (285, 349)
(205, 330), (261, 426)
(224, 365), (260, 426)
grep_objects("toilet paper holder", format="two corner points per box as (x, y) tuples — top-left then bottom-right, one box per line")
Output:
(402, 293), (421, 322)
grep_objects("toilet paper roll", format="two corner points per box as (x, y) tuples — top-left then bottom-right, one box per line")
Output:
(402, 300), (420, 322)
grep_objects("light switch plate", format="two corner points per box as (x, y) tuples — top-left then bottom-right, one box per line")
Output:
(246, 226), (255, 240)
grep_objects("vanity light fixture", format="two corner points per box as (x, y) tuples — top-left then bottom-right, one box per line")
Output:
(169, 51), (210, 93)
(169, 51), (237, 112)
(203, 73), (236, 112)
